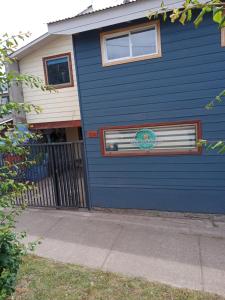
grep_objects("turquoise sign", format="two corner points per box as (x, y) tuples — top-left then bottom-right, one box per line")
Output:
(134, 129), (157, 150)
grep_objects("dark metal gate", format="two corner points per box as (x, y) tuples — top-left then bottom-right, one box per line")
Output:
(15, 142), (88, 209)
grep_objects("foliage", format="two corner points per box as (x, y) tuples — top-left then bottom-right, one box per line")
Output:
(205, 89), (225, 110)
(0, 33), (53, 300)
(201, 139), (225, 154)
(149, 0), (225, 153)
(149, 0), (225, 27)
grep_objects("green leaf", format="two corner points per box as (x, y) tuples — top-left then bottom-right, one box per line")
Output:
(180, 12), (187, 25)
(212, 141), (224, 149)
(219, 89), (225, 97)
(187, 9), (192, 21)
(163, 11), (167, 21)
(194, 10), (206, 28)
(213, 7), (223, 24)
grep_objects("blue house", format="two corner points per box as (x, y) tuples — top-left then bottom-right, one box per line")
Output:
(48, 0), (225, 213)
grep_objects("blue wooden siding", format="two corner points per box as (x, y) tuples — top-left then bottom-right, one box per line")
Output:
(73, 16), (225, 213)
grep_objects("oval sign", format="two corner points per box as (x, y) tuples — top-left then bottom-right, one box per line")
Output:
(134, 129), (157, 150)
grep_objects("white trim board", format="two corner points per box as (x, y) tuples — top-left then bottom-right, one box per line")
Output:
(11, 34), (59, 60)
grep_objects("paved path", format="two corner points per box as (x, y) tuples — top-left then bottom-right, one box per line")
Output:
(17, 209), (225, 297)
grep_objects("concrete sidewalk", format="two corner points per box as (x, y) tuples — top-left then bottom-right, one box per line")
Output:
(17, 209), (225, 297)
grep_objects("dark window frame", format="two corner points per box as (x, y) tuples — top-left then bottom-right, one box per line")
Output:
(100, 120), (202, 157)
(42, 52), (74, 89)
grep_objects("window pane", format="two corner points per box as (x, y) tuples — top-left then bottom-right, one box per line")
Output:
(106, 34), (130, 60)
(1, 96), (9, 105)
(46, 56), (70, 85)
(131, 28), (156, 57)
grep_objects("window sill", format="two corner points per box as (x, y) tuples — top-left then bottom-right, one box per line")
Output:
(102, 149), (202, 157)
(102, 52), (162, 67)
(50, 82), (74, 90)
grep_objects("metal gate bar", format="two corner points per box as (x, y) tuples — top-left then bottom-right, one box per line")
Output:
(13, 142), (88, 209)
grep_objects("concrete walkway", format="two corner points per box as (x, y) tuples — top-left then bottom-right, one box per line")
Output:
(17, 209), (225, 297)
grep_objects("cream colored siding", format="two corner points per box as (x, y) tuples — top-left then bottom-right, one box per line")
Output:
(19, 35), (80, 124)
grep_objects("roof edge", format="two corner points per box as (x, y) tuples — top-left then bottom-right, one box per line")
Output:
(11, 32), (51, 59)
(48, 0), (187, 35)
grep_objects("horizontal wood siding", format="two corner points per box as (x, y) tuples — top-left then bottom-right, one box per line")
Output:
(74, 16), (225, 213)
(19, 35), (80, 124)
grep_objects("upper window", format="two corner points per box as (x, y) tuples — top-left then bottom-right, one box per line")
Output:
(43, 53), (74, 89)
(100, 21), (162, 66)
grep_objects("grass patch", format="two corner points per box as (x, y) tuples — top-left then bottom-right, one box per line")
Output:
(13, 255), (224, 300)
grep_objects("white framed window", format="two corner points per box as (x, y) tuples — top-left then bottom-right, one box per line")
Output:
(100, 21), (162, 66)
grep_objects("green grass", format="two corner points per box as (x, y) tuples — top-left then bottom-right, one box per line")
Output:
(13, 256), (224, 300)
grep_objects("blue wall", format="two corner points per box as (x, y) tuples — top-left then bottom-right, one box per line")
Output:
(73, 16), (225, 213)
